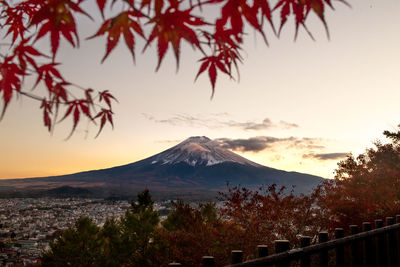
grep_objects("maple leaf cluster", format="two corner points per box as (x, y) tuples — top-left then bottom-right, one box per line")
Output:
(0, 0), (347, 136)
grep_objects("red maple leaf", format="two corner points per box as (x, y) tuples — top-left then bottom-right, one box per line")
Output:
(3, 4), (26, 44)
(29, 0), (90, 59)
(60, 99), (92, 137)
(207, 29), (243, 72)
(85, 88), (94, 105)
(34, 63), (63, 91)
(94, 108), (114, 137)
(305, 0), (329, 38)
(2, 0), (41, 44)
(50, 81), (69, 104)
(144, 1), (207, 70)
(200, 29), (243, 91)
(40, 99), (53, 131)
(98, 90), (117, 108)
(218, 46), (242, 80)
(205, 28), (242, 52)
(12, 38), (43, 71)
(195, 55), (231, 98)
(274, 0), (336, 39)
(213, 0), (268, 42)
(96, 0), (107, 17)
(89, 11), (144, 63)
(0, 57), (25, 118)
(254, 0), (275, 34)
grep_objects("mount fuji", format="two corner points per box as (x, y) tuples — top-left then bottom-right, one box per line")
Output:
(0, 136), (324, 197)
(148, 136), (261, 167)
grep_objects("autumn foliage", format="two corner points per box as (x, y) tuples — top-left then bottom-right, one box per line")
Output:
(219, 185), (329, 252)
(318, 126), (400, 230)
(159, 200), (241, 265)
(0, 0), (348, 136)
(42, 186), (329, 266)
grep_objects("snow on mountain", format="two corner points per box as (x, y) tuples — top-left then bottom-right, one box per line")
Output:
(149, 136), (261, 167)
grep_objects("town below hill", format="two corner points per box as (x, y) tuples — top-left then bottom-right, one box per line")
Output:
(0, 197), (177, 266)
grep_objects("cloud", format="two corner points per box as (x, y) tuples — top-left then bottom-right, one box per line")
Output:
(142, 113), (155, 121)
(279, 120), (300, 129)
(303, 153), (349, 161)
(142, 113), (299, 131)
(214, 136), (323, 153)
(223, 118), (298, 130)
(143, 113), (210, 128)
(225, 118), (274, 130)
(215, 137), (277, 152)
(286, 137), (325, 150)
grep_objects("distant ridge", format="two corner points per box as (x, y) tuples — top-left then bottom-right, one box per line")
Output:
(0, 136), (324, 197)
(46, 186), (90, 196)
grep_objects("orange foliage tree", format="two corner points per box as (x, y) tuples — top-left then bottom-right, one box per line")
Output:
(160, 200), (242, 265)
(318, 125), (400, 230)
(157, 186), (328, 265)
(218, 185), (328, 255)
(0, 0), (348, 136)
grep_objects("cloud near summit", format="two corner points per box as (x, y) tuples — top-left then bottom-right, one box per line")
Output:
(214, 136), (324, 153)
(143, 113), (299, 130)
(224, 118), (299, 130)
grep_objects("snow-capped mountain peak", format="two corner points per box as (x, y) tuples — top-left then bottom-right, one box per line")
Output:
(180, 136), (211, 144)
(150, 136), (260, 167)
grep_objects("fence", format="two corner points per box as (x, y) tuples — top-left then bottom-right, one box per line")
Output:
(168, 215), (400, 267)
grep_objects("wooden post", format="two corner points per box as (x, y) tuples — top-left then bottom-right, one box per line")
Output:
(396, 215), (400, 267)
(300, 236), (311, 267)
(386, 217), (397, 267)
(350, 225), (361, 267)
(335, 228), (344, 267)
(231, 250), (243, 264)
(362, 222), (374, 267)
(319, 232), (329, 267)
(375, 219), (386, 267)
(275, 240), (290, 267)
(396, 215), (400, 224)
(257, 245), (268, 258)
(202, 256), (214, 267)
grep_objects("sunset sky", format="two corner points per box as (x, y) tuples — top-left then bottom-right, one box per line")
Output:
(1, 0), (399, 180)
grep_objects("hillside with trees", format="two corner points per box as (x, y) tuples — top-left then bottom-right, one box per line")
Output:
(41, 125), (400, 265)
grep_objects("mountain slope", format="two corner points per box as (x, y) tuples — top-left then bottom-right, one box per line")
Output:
(0, 136), (324, 195)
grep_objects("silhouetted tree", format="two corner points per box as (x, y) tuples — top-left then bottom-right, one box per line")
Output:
(97, 218), (125, 267)
(41, 190), (167, 266)
(121, 189), (166, 266)
(41, 216), (101, 266)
